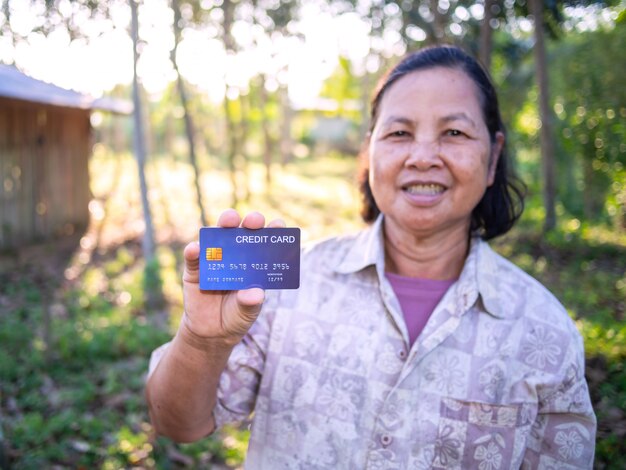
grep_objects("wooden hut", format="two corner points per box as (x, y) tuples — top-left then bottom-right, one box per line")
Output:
(0, 65), (131, 250)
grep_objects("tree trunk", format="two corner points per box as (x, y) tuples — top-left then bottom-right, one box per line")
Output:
(279, 86), (293, 165)
(530, 0), (557, 232)
(222, 0), (239, 206)
(431, 0), (446, 44)
(172, 0), (208, 226)
(223, 96), (239, 208)
(480, 0), (495, 72)
(259, 75), (274, 191)
(131, 0), (164, 313)
(239, 92), (251, 204)
(222, 0), (236, 51)
(130, 0), (156, 260)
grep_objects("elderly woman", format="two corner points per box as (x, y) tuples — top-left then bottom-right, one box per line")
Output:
(146, 45), (596, 469)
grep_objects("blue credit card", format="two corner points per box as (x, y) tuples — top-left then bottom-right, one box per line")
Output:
(199, 227), (301, 290)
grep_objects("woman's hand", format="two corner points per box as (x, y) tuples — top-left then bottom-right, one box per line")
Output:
(180, 209), (285, 347)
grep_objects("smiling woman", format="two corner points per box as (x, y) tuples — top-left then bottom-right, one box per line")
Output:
(146, 45), (597, 470)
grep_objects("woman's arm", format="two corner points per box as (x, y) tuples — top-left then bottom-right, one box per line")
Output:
(145, 320), (240, 442)
(145, 210), (283, 442)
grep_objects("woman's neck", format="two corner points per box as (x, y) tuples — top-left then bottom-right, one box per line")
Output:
(383, 221), (470, 280)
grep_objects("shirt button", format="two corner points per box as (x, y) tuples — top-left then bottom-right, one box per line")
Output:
(398, 349), (407, 360)
(380, 434), (392, 447)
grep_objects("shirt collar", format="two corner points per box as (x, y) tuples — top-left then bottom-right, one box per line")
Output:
(333, 214), (385, 275)
(454, 236), (508, 319)
(332, 214), (507, 319)
(473, 238), (508, 319)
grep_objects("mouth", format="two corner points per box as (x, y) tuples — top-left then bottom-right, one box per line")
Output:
(402, 183), (446, 195)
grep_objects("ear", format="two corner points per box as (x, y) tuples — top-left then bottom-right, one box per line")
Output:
(487, 131), (505, 186)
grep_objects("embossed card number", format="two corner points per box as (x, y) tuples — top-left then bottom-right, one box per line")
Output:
(199, 227), (301, 290)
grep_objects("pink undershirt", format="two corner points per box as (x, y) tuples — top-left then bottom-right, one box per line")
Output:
(385, 272), (457, 347)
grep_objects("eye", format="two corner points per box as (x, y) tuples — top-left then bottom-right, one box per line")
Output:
(445, 129), (465, 137)
(387, 130), (410, 138)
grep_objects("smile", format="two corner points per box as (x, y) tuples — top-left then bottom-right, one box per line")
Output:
(403, 183), (446, 195)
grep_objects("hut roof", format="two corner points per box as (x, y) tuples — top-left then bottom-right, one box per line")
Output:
(0, 64), (132, 114)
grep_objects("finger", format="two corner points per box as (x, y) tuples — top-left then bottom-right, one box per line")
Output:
(183, 241), (201, 283)
(267, 218), (286, 228)
(241, 212), (266, 229)
(217, 208), (242, 228)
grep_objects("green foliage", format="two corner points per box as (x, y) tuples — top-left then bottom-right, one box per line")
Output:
(550, 23), (626, 225)
(0, 242), (243, 468)
(319, 56), (363, 116)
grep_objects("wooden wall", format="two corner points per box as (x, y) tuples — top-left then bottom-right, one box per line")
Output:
(0, 97), (92, 250)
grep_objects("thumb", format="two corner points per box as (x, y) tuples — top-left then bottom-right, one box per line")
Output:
(183, 242), (201, 283)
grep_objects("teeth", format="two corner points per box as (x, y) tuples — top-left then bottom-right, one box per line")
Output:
(405, 184), (445, 195)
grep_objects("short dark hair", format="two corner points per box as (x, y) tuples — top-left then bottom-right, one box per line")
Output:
(358, 45), (525, 240)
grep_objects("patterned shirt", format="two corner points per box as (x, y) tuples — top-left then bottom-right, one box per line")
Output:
(150, 216), (596, 469)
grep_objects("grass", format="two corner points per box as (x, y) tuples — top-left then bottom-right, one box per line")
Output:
(1, 150), (625, 468)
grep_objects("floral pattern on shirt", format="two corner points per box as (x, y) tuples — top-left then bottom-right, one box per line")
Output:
(424, 351), (469, 396)
(520, 324), (565, 370)
(474, 438), (504, 470)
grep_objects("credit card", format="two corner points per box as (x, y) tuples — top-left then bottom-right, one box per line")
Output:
(199, 227), (301, 290)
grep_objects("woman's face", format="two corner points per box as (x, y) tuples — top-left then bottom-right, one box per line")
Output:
(368, 66), (503, 239)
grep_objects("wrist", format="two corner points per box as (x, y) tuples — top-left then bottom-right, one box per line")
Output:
(179, 312), (242, 351)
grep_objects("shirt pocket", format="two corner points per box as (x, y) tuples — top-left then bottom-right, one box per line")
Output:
(429, 398), (537, 470)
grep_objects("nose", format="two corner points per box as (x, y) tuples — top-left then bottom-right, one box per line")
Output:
(405, 140), (442, 170)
